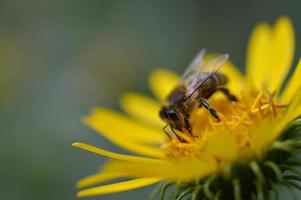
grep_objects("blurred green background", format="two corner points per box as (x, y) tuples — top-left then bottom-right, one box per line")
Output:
(1, 0), (301, 199)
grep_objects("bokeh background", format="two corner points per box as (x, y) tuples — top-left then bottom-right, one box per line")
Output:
(1, 0), (301, 199)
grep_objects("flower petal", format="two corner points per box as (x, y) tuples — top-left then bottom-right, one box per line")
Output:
(77, 177), (163, 197)
(72, 142), (164, 162)
(120, 92), (164, 127)
(246, 17), (295, 91)
(246, 22), (272, 89)
(281, 58), (301, 102)
(269, 16), (295, 91)
(82, 108), (165, 157)
(149, 68), (180, 101)
(77, 172), (127, 189)
(104, 157), (217, 182)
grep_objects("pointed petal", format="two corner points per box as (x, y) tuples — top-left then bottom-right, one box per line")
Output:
(246, 17), (295, 91)
(77, 172), (127, 189)
(104, 157), (217, 182)
(82, 108), (165, 157)
(83, 108), (164, 143)
(246, 22), (272, 89)
(72, 142), (164, 163)
(281, 58), (301, 102)
(269, 16), (295, 91)
(149, 68), (180, 101)
(120, 92), (164, 127)
(77, 177), (163, 197)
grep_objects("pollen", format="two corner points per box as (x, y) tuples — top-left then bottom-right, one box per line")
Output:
(161, 90), (288, 161)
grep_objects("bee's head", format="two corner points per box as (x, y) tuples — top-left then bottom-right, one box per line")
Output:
(159, 106), (183, 130)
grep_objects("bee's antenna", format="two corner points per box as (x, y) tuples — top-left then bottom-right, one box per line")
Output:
(184, 117), (192, 136)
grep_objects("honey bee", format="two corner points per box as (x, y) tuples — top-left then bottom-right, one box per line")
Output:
(159, 49), (237, 134)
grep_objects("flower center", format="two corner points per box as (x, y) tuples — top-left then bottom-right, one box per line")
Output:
(162, 90), (288, 161)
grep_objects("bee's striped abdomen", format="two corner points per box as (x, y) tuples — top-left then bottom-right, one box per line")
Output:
(203, 72), (227, 89)
(211, 72), (228, 86)
(198, 72), (228, 98)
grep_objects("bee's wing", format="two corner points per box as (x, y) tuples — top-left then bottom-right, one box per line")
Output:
(183, 53), (229, 98)
(182, 49), (207, 80)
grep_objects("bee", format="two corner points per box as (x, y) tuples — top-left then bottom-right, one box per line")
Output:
(159, 49), (237, 134)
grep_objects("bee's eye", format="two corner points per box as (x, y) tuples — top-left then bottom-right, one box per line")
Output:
(166, 109), (180, 121)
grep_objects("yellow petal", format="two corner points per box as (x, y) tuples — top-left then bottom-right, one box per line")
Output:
(220, 60), (246, 97)
(72, 142), (163, 163)
(205, 131), (237, 161)
(281, 58), (301, 102)
(83, 108), (164, 143)
(149, 68), (180, 101)
(269, 16), (295, 91)
(77, 172), (126, 189)
(246, 22), (272, 89)
(104, 157), (217, 182)
(120, 92), (164, 127)
(77, 177), (163, 197)
(82, 108), (165, 157)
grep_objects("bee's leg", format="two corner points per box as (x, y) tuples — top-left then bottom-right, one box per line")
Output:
(184, 117), (192, 135)
(215, 86), (237, 101)
(200, 98), (220, 121)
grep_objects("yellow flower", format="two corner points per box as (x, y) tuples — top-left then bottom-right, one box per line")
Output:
(73, 16), (301, 199)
